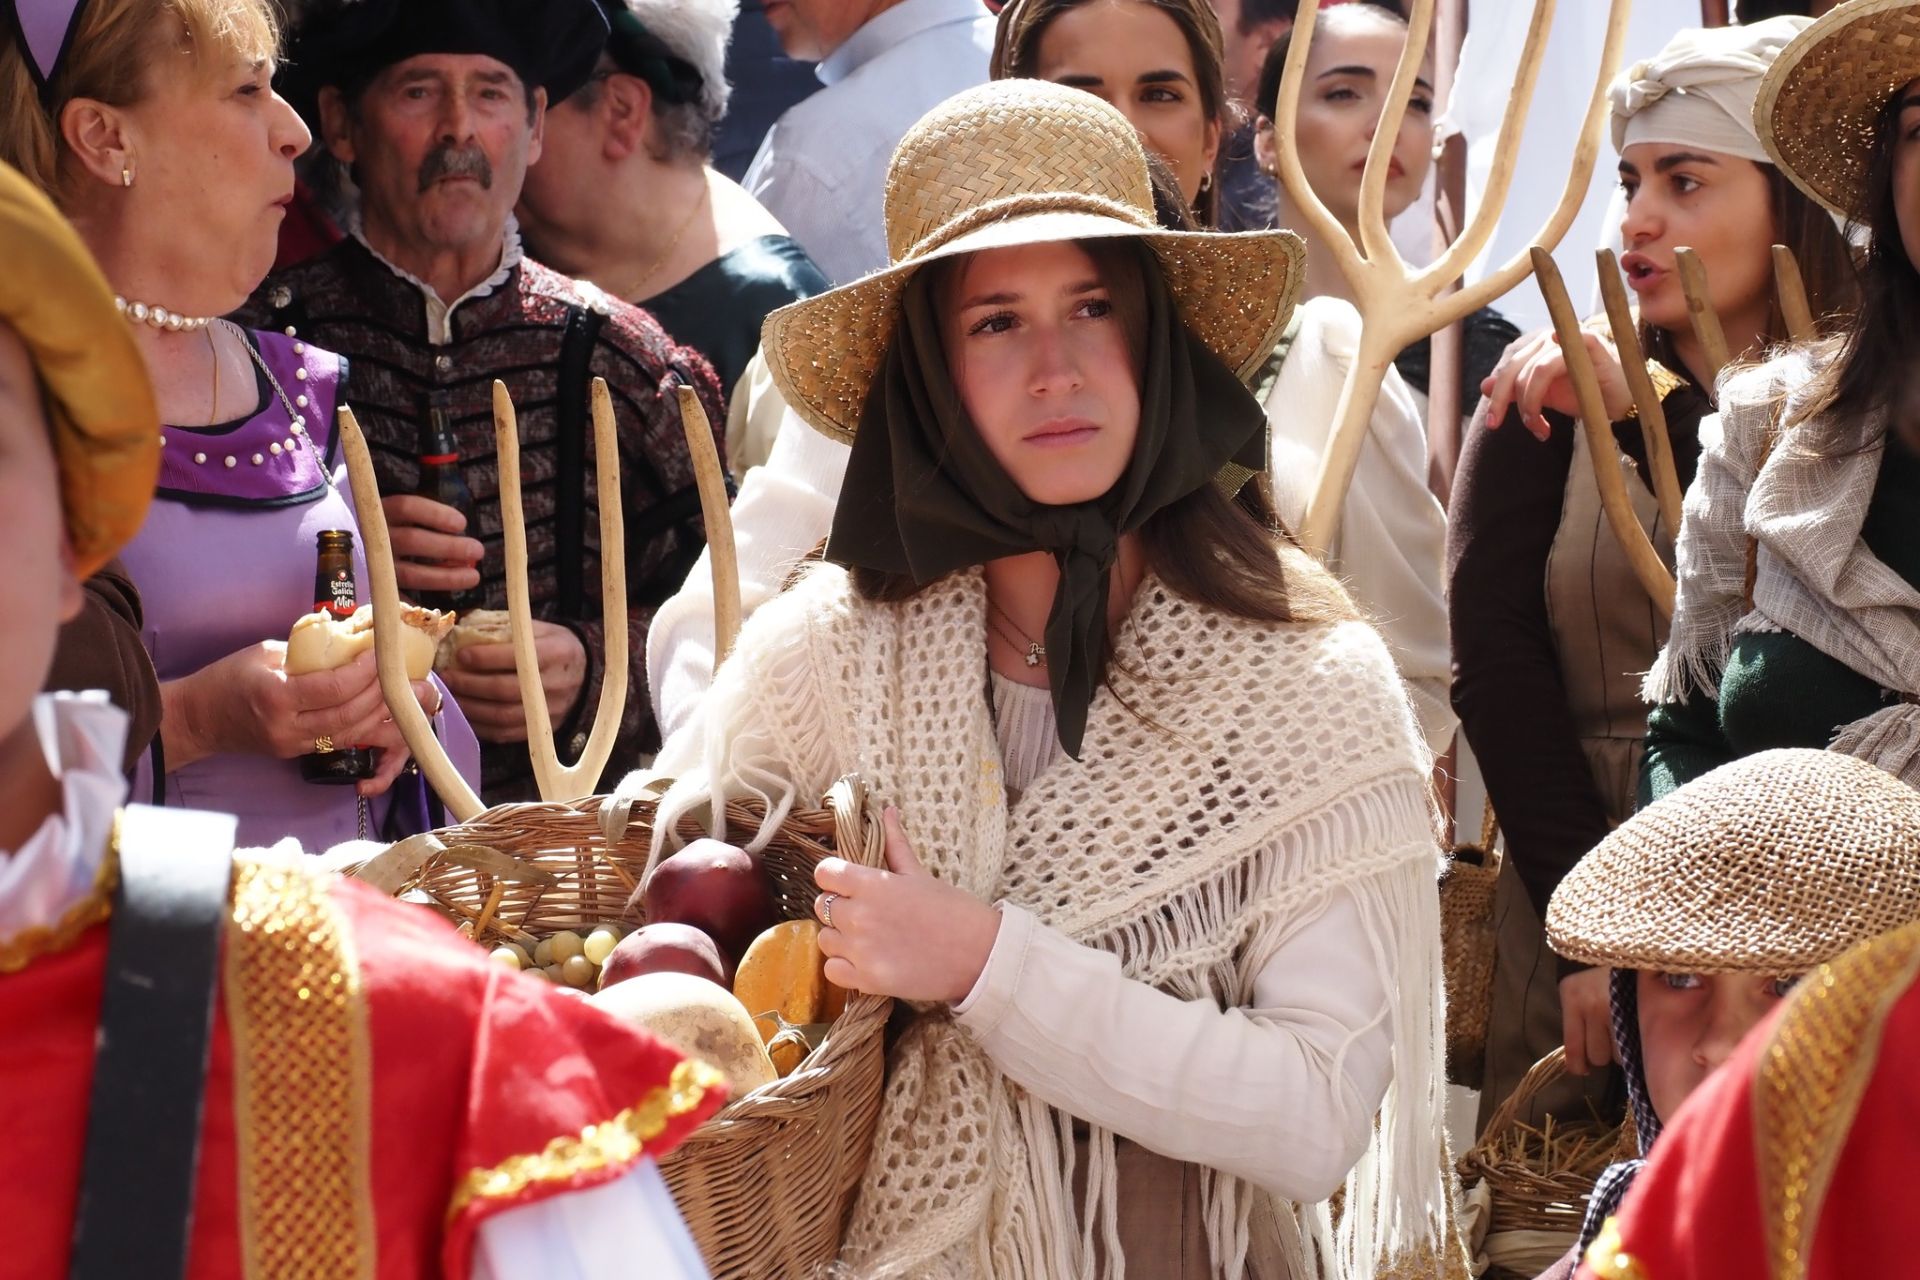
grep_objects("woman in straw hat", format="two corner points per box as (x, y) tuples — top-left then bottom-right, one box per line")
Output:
(634, 79), (1460, 1279)
(1535, 748), (1920, 1278)
(650, 0), (1455, 777)
(1576, 914), (1920, 1279)
(1641, 0), (1920, 804)
(0, 0), (478, 850)
(1450, 16), (1857, 1123)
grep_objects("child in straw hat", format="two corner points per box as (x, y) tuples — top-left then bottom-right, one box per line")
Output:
(1576, 913), (1920, 1279)
(1540, 748), (1920, 1278)
(629, 79), (1461, 1279)
(1641, 0), (1920, 805)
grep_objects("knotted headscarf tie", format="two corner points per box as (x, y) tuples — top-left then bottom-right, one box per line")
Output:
(825, 243), (1268, 758)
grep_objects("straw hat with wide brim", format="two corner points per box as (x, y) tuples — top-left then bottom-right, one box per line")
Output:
(760, 79), (1306, 446)
(1755, 0), (1920, 219)
(1546, 749), (1920, 974)
(0, 162), (159, 579)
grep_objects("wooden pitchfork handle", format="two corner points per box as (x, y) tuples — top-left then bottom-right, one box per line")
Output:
(1532, 247), (1676, 617)
(675, 383), (741, 667)
(1594, 248), (1685, 531)
(496, 378), (628, 803)
(338, 406), (485, 822)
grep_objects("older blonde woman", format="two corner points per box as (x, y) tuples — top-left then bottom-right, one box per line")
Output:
(0, 0), (476, 848)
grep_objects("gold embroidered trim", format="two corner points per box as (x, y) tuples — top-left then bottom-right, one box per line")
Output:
(446, 1057), (724, 1221)
(1583, 1217), (1649, 1279)
(226, 858), (375, 1280)
(0, 838), (117, 974)
(1757, 922), (1920, 1280)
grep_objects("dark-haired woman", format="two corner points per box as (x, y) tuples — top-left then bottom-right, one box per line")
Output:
(1643, 0), (1920, 804)
(649, 0), (1455, 754)
(1447, 17), (1857, 1121)
(630, 80), (1456, 1280)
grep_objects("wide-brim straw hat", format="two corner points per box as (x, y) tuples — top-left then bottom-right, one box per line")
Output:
(1755, 0), (1920, 219)
(1547, 749), (1920, 974)
(760, 79), (1306, 445)
(0, 161), (159, 579)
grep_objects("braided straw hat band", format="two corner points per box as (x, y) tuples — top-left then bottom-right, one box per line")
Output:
(1546, 749), (1920, 974)
(760, 79), (1306, 445)
(1755, 0), (1920, 219)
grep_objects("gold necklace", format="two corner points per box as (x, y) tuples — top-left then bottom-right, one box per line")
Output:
(988, 599), (1047, 668)
(206, 324), (221, 421)
(614, 181), (711, 301)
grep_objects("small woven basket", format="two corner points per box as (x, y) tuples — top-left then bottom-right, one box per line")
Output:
(1441, 800), (1502, 1088)
(397, 776), (891, 1279)
(1457, 1048), (1637, 1279)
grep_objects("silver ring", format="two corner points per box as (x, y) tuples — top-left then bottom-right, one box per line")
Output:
(821, 892), (837, 930)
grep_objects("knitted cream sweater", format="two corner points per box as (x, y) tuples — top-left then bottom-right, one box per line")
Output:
(642, 562), (1460, 1278)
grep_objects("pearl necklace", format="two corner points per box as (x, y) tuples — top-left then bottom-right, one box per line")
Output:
(115, 295), (213, 332)
(159, 321), (332, 481)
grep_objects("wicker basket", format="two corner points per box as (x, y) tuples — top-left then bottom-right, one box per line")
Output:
(1442, 800), (1502, 1089)
(396, 776), (891, 1279)
(1457, 1048), (1637, 1279)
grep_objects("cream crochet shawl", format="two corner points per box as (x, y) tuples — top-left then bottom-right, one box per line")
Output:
(641, 563), (1460, 1278)
(1645, 348), (1920, 785)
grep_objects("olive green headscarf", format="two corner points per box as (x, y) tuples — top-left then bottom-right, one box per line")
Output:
(824, 244), (1269, 759)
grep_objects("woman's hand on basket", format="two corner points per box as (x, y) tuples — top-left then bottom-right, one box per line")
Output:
(812, 807), (1001, 1005)
(1560, 966), (1616, 1076)
(1481, 327), (1632, 441)
(163, 643), (438, 796)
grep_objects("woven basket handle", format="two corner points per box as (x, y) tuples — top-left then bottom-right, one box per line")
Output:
(825, 775), (886, 871)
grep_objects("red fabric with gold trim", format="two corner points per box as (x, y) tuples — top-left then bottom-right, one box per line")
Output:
(2, 873), (722, 1280)
(331, 878), (727, 1279)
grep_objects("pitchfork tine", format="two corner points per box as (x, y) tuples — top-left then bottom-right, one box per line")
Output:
(1534, 248), (1676, 616)
(674, 383), (741, 667)
(1674, 248), (1731, 386)
(494, 378), (629, 802)
(337, 406), (485, 822)
(1595, 249), (1685, 531)
(1772, 244), (1817, 344)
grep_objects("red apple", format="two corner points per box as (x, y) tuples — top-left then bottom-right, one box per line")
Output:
(598, 922), (731, 990)
(642, 838), (775, 959)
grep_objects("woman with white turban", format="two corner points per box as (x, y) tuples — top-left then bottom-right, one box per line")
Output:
(1447, 16), (1858, 1130)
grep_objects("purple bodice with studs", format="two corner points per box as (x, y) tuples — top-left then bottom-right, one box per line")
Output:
(119, 328), (480, 850)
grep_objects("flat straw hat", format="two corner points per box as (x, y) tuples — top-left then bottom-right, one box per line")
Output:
(1547, 749), (1920, 974)
(0, 161), (159, 579)
(759, 79), (1306, 445)
(1754, 0), (1920, 219)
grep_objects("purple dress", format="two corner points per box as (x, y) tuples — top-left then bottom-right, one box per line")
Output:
(120, 330), (482, 851)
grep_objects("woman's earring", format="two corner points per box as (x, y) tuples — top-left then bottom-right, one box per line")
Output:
(121, 164), (134, 188)
(1200, 172), (1213, 194)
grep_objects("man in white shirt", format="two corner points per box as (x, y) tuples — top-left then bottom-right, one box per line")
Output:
(743, 0), (996, 283)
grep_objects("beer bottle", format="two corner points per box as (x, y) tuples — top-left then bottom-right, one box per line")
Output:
(412, 392), (483, 612)
(300, 529), (376, 784)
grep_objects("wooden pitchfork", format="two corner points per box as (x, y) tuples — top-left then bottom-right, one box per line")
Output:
(1530, 242), (1818, 618)
(1273, 0), (1633, 554)
(338, 378), (740, 820)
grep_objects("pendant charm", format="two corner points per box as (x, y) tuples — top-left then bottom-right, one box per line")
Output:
(1024, 643), (1045, 668)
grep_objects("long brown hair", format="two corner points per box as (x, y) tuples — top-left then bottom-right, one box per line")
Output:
(990, 0), (1231, 228)
(848, 238), (1356, 636)
(1793, 92), (1920, 455)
